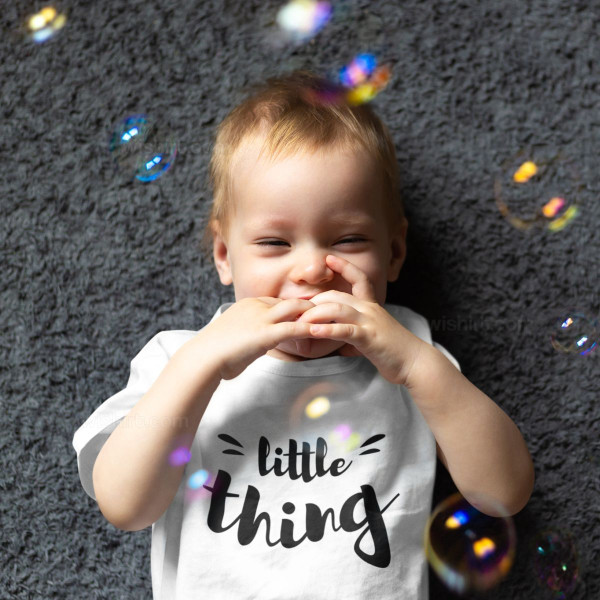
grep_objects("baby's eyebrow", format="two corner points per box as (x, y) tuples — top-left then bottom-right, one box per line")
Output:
(247, 214), (375, 230)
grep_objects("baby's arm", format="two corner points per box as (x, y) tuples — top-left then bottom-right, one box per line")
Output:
(401, 343), (534, 516)
(92, 297), (316, 531)
(300, 255), (534, 516)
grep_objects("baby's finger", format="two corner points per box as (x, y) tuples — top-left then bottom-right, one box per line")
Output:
(296, 300), (359, 324)
(308, 289), (360, 309)
(308, 322), (360, 345)
(266, 297), (316, 323)
(325, 255), (376, 301)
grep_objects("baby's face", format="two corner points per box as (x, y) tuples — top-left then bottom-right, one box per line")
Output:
(213, 136), (407, 361)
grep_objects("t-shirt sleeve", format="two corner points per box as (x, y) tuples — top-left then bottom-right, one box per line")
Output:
(72, 332), (179, 500)
(432, 341), (461, 372)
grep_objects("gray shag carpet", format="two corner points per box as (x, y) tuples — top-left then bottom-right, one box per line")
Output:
(1, 0), (598, 598)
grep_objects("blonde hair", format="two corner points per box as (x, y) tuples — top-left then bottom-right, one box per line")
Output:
(201, 70), (403, 258)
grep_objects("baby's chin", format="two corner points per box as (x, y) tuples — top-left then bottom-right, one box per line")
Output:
(268, 338), (346, 361)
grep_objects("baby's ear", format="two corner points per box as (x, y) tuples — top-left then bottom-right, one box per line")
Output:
(387, 218), (408, 283)
(212, 227), (233, 286)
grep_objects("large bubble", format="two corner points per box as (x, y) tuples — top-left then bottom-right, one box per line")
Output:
(425, 493), (516, 594)
(494, 147), (582, 232)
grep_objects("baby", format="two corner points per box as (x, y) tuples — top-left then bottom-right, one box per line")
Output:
(73, 71), (534, 600)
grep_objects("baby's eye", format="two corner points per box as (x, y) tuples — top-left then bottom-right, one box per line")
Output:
(336, 237), (366, 244)
(256, 240), (289, 246)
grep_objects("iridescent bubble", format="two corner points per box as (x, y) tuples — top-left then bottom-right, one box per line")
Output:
(23, 5), (67, 43)
(333, 423), (351, 440)
(339, 53), (376, 87)
(185, 469), (214, 503)
(532, 530), (579, 598)
(169, 446), (191, 466)
(338, 54), (391, 106)
(425, 493), (516, 594)
(108, 114), (177, 183)
(305, 396), (331, 419)
(188, 469), (210, 490)
(551, 311), (599, 355)
(494, 147), (582, 232)
(276, 0), (332, 42)
(327, 424), (361, 453)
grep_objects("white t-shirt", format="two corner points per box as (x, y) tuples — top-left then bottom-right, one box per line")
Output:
(73, 303), (459, 600)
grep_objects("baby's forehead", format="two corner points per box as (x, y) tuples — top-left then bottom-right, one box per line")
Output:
(231, 132), (372, 173)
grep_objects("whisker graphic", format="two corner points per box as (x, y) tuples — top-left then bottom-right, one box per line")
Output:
(218, 433), (244, 447)
(360, 433), (385, 447)
(358, 448), (380, 456)
(218, 433), (245, 456)
(357, 433), (385, 455)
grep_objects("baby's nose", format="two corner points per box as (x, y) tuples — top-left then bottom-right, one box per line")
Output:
(290, 252), (334, 284)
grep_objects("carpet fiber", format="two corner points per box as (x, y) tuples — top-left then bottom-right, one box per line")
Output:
(1, 0), (598, 598)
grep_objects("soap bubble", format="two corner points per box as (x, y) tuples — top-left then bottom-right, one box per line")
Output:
(532, 530), (579, 598)
(327, 423), (361, 453)
(305, 396), (331, 419)
(425, 493), (516, 594)
(551, 311), (599, 355)
(22, 5), (67, 43)
(276, 0), (332, 43)
(108, 114), (177, 183)
(288, 380), (361, 447)
(169, 446), (191, 466)
(494, 148), (582, 232)
(339, 53), (391, 105)
(185, 469), (215, 503)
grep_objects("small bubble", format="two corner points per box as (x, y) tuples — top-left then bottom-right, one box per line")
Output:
(532, 530), (579, 598)
(551, 311), (598, 355)
(305, 396), (330, 419)
(187, 469), (210, 489)
(22, 5), (67, 43)
(276, 0), (333, 43)
(169, 446), (191, 466)
(109, 114), (177, 183)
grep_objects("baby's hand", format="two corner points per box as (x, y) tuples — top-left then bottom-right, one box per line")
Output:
(202, 297), (316, 380)
(297, 255), (427, 385)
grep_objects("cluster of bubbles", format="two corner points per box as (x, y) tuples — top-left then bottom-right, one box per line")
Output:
(494, 147), (581, 233)
(426, 496), (584, 597)
(532, 530), (580, 598)
(275, 0), (391, 106)
(168, 446), (213, 502)
(22, 5), (66, 43)
(551, 311), (599, 356)
(22, 1), (390, 186)
(108, 114), (178, 183)
(424, 493), (516, 594)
